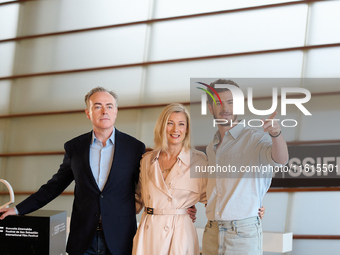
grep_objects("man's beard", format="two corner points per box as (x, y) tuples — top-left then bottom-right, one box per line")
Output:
(213, 111), (238, 127)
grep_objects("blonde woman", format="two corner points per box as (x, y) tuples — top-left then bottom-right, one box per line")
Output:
(133, 103), (207, 255)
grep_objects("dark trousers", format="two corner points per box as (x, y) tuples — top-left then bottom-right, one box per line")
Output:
(84, 230), (112, 255)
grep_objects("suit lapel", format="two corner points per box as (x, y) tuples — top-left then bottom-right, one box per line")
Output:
(102, 129), (123, 191)
(76, 131), (100, 191)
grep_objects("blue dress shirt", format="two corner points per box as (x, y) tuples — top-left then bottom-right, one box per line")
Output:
(90, 129), (115, 191)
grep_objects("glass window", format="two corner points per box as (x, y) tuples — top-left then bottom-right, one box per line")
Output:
(139, 107), (167, 148)
(9, 67), (144, 113)
(114, 109), (143, 140)
(144, 51), (304, 104)
(0, 42), (16, 77)
(6, 114), (90, 152)
(58, 0), (150, 31)
(5, 155), (66, 190)
(0, 119), (10, 153)
(154, 0), (302, 19)
(308, 1), (340, 45)
(0, 3), (19, 40)
(0, 81), (11, 114)
(16, 0), (150, 36)
(304, 47), (340, 78)
(149, 5), (307, 61)
(14, 25), (147, 74)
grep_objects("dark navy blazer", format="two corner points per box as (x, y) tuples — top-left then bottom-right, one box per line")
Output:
(17, 129), (145, 255)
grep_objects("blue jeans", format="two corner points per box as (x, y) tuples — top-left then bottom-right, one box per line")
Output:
(202, 216), (262, 255)
(84, 230), (112, 255)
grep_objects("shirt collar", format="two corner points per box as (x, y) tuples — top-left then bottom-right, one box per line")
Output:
(213, 120), (246, 144)
(150, 147), (190, 166)
(91, 128), (115, 146)
(229, 121), (245, 139)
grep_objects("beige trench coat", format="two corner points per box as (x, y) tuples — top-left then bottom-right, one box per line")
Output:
(133, 149), (207, 255)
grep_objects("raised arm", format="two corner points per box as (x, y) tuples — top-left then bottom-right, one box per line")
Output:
(263, 111), (289, 164)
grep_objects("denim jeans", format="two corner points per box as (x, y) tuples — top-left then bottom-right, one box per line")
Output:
(202, 216), (262, 255)
(84, 230), (112, 255)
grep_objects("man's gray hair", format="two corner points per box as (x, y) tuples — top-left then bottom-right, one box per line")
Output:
(84, 87), (118, 109)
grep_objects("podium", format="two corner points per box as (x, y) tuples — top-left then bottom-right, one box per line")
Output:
(0, 210), (67, 255)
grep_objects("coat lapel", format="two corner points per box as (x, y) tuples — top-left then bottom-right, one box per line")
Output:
(147, 150), (172, 197)
(165, 163), (184, 184)
(164, 148), (189, 185)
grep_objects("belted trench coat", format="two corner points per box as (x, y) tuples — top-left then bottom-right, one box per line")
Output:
(133, 148), (207, 255)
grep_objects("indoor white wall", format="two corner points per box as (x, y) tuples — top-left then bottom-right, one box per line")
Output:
(1, 1), (340, 254)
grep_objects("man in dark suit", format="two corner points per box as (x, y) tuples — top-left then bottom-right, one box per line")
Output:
(0, 87), (146, 255)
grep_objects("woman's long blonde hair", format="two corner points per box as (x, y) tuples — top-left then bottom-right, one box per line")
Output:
(153, 103), (191, 152)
